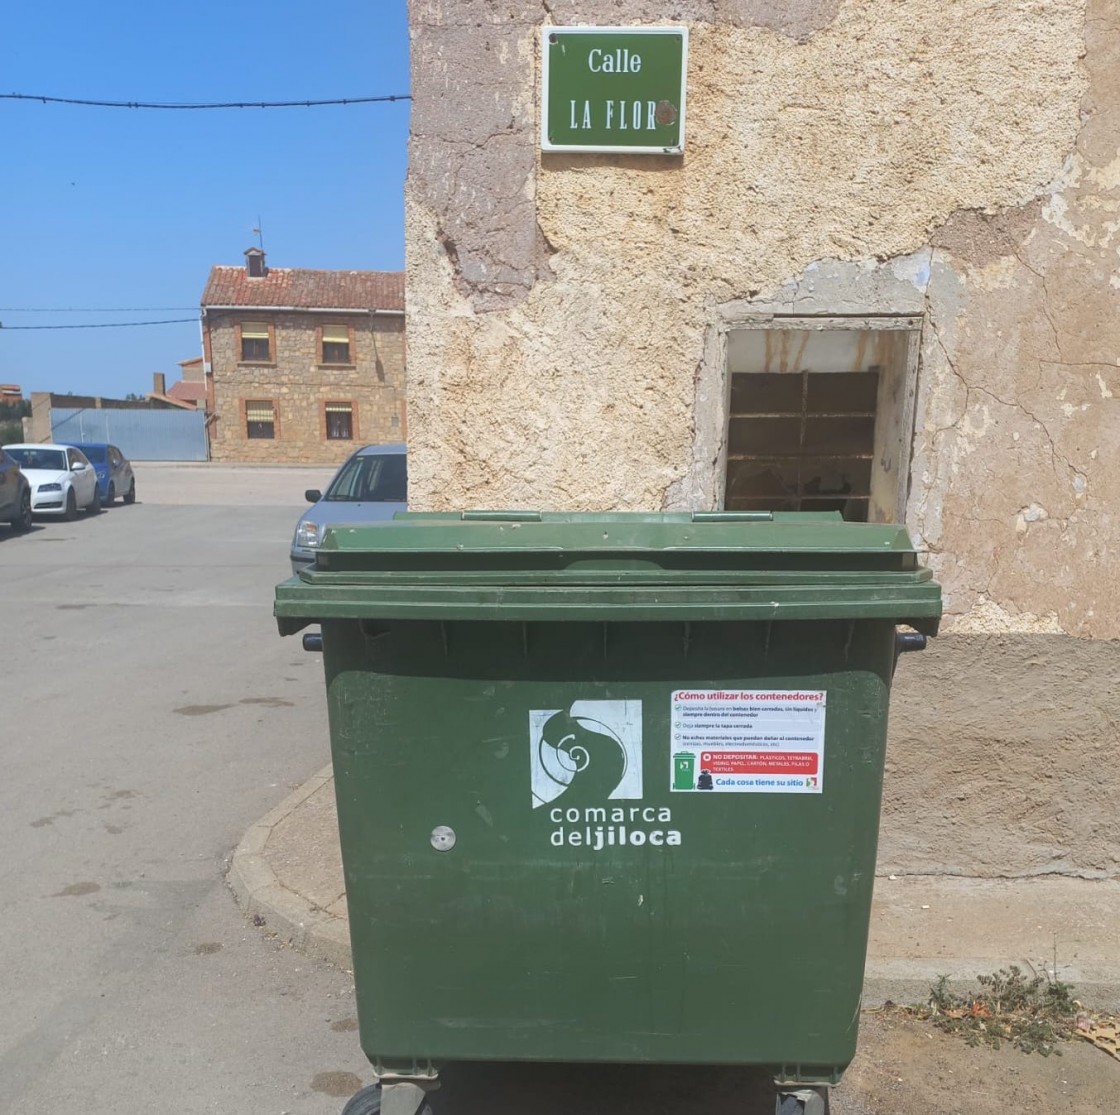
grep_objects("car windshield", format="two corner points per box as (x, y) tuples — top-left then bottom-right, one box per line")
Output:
(7, 447), (66, 471)
(325, 453), (407, 502)
(79, 445), (107, 463)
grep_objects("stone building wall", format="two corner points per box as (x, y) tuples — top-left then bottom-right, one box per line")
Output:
(207, 312), (406, 464)
(406, 1), (1120, 878)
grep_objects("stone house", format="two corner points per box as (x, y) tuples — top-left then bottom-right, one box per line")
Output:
(406, 4), (1119, 887)
(201, 249), (405, 464)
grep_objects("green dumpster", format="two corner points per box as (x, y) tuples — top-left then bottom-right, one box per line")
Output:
(275, 511), (941, 1115)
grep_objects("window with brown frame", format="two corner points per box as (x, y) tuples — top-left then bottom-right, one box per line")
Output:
(321, 324), (352, 364)
(325, 401), (354, 440)
(240, 322), (271, 362)
(246, 399), (276, 439)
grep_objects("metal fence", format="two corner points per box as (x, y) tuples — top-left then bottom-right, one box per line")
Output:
(51, 407), (208, 461)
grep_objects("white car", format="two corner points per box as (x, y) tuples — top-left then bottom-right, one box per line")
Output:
(2, 443), (102, 520)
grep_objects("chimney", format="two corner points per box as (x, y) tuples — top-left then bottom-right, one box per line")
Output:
(153, 372), (166, 395)
(244, 247), (267, 278)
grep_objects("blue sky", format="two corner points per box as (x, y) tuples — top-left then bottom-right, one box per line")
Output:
(1, 0), (410, 399)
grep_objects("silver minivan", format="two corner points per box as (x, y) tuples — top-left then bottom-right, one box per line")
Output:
(289, 443), (407, 574)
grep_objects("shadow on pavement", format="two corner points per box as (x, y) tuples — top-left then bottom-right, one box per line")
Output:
(427, 1061), (778, 1114)
(0, 522), (44, 540)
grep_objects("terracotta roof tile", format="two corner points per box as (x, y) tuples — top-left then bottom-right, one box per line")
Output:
(201, 266), (404, 311)
(168, 381), (207, 403)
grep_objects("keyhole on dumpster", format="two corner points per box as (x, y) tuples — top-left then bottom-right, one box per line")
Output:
(431, 825), (457, 852)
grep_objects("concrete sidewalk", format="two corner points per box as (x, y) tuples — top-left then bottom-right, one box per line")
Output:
(229, 768), (1120, 1010)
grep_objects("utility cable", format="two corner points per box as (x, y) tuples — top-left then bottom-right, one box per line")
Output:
(0, 307), (198, 312)
(2, 93), (410, 110)
(0, 319), (197, 330)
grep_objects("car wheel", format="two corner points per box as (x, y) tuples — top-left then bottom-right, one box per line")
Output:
(123, 479), (136, 505)
(104, 482), (115, 507)
(85, 487), (101, 515)
(63, 489), (78, 521)
(14, 489), (32, 532)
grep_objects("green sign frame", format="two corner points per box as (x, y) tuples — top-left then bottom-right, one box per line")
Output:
(541, 26), (688, 155)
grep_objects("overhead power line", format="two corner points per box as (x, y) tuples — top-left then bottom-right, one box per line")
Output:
(0, 306), (198, 312)
(0, 318), (197, 330)
(2, 92), (410, 110)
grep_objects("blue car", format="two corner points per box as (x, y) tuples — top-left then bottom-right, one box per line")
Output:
(61, 442), (136, 507)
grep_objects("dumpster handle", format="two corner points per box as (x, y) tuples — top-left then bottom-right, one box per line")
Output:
(302, 632), (323, 652)
(461, 510), (542, 522)
(691, 511), (774, 522)
(895, 631), (927, 653)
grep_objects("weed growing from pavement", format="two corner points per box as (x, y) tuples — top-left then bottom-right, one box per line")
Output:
(895, 966), (1082, 1055)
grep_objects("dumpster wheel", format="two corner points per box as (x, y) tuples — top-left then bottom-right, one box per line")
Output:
(341, 1083), (434, 1115)
(775, 1085), (829, 1115)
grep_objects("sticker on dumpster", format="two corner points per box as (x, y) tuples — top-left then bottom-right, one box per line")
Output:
(530, 700), (643, 809)
(670, 690), (826, 794)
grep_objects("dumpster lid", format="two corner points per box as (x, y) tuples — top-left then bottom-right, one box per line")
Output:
(275, 511), (942, 634)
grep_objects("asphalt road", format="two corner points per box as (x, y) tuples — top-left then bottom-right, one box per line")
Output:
(0, 466), (371, 1115)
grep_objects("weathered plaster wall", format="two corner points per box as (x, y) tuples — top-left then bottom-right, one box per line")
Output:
(911, 8), (1120, 637)
(407, 2), (1120, 877)
(881, 635), (1120, 879)
(407, 0), (1102, 616)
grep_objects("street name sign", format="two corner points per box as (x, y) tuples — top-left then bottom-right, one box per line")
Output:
(541, 26), (688, 154)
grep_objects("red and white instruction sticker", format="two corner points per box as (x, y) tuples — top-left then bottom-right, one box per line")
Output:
(670, 689), (826, 794)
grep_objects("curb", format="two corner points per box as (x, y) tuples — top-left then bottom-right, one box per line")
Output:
(231, 770), (1120, 1012)
(227, 763), (353, 971)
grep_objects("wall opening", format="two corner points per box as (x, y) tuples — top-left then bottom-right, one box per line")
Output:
(722, 317), (921, 523)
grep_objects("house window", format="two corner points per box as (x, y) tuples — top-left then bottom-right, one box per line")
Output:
(241, 322), (271, 362)
(325, 401), (354, 440)
(724, 320), (920, 523)
(246, 400), (276, 439)
(321, 324), (351, 364)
